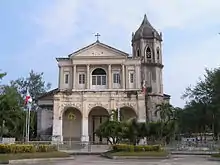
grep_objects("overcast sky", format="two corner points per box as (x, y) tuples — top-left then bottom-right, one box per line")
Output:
(1, 0), (220, 107)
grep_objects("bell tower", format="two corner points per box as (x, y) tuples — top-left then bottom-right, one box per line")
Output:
(132, 14), (164, 95)
(132, 14), (164, 121)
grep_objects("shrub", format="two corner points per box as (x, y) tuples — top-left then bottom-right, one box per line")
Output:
(0, 144), (57, 154)
(112, 144), (161, 152)
(36, 145), (57, 152)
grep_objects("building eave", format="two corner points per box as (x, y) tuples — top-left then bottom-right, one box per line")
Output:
(37, 88), (59, 100)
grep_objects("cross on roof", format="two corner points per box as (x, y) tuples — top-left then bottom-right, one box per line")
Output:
(95, 33), (101, 41)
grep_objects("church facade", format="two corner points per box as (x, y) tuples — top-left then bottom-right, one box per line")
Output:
(37, 15), (170, 143)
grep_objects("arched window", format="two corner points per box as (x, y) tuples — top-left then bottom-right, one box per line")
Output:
(92, 68), (106, 86)
(137, 49), (140, 57)
(146, 47), (151, 58)
(157, 47), (160, 60)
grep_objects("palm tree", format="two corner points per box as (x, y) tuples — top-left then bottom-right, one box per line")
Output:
(154, 103), (175, 144)
(155, 103), (174, 123)
(0, 72), (6, 80)
(122, 118), (148, 145)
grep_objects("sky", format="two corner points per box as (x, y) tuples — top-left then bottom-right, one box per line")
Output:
(1, 0), (220, 108)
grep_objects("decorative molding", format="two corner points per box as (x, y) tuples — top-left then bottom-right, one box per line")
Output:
(60, 102), (81, 109)
(116, 102), (136, 109)
(59, 102), (82, 116)
(88, 102), (109, 111)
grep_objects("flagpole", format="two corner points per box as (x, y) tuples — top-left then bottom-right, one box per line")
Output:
(25, 86), (32, 143)
(25, 108), (28, 142)
(27, 104), (31, 142)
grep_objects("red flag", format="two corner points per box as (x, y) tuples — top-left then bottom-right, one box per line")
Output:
(25, 89), (32, 105)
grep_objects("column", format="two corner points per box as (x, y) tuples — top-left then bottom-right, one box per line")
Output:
(137, 99), (146, 123)
(73, 65), (76, 89)
(87, 65), (90, 89)
(58, 66), (61, 88)
(108, 64), (112, 89)
(60, 67), (64, 89)
(81, 116), (89, 142)
(52, 105), (63, 143)
(122, 64), (125, 89)
(135, 65), (140, 89)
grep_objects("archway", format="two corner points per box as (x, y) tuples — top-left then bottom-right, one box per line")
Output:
(91, 68), (107, 89)
(88, 106), (109, 143)
(62, 107), (82, 141)
(119, 106), (137, 121)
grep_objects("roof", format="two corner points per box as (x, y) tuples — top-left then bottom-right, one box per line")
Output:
(163, 93), (171, 99)
(37, 88), (59, 100)
(132, 14), (162, 42)
(67, 41), (129, 58)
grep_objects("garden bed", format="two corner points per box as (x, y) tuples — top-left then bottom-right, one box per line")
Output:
(208, 154), (220, 161)
(102, 144), (170, 159)
(211, 153), (220, 158)
(0, 151), (71, 163)
(0, 144), (72, 163)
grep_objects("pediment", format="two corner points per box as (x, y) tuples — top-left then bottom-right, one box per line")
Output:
(69, 42), (129, 59)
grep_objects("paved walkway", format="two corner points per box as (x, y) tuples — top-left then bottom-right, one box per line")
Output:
(12, 155), (219, 165)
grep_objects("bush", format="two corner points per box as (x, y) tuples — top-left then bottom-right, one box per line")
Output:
(0, 144), (57, 154)
(112, 144), (161, 152)
(36, 145), (57, 152)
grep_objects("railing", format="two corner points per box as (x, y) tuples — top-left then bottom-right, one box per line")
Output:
(15, 141), (111, 153)
(166, 141), (220, 152)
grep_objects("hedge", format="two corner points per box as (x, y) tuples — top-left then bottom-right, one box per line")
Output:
(112, 144), (162, 152)
(0, 144), (57, 154)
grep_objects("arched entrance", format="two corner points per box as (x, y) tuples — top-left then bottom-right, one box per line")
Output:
(88, 106), (109, 143)
(91, 68), (107, 90)
(119, 106), (137, 121)
(62, 107), (82, 141)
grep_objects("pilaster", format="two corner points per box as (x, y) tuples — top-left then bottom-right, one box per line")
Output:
(52, 104), (63, 142)
(73, 65), (76, 89)
(108, 64), (112, 89)
(122, 64), (125, 89)
(58, 66), (61, 88)
(81, 115), (89, 142)
(136, 65), (141, 89)
(87, 65), (90, 89)
(137, 98), (146, 122)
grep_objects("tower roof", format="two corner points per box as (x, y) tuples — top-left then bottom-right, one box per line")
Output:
(132, 14), (162, 42)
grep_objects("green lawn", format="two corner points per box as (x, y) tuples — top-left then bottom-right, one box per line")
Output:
(0, 152), (70, 161)
(110, 151), (169, 157)
(211, 153), (220, 158)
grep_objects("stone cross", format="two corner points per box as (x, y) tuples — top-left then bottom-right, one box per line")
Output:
(95, 33), (101, 41)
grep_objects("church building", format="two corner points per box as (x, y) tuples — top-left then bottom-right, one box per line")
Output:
(37, 14), (170, 143)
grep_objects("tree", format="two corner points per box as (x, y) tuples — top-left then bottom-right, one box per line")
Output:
(121, 118), (148, 145)
(155, 103), (174, 122)
(182, 67), (220, 140)
(0, 72), (6, 80)
(0, 85), (24, 139)
(10, 70), (52, 140)
(154, 103), (175, 142)
(96, 120), (123, 144)
(10, 70), (51, 101)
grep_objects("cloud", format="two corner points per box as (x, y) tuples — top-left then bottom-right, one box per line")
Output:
(164, 34), (220, 107)
(3, 0), (220, 108)
(32, 0), (80, 46)
(90, 0), (220, 32)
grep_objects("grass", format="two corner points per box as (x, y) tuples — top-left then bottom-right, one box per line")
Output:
(0, 151), (70, 161)
(211, 153), (220, 158)
(109, 151), (169, 157)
